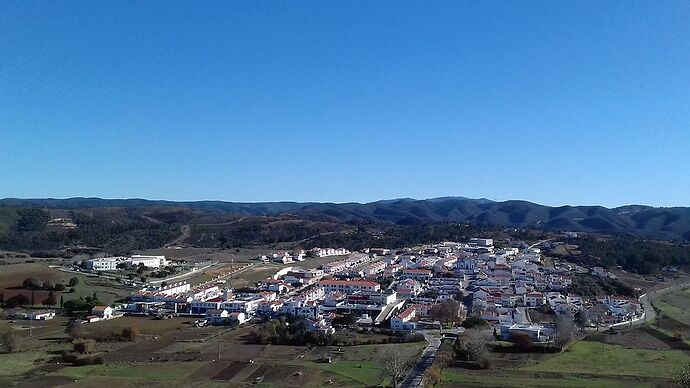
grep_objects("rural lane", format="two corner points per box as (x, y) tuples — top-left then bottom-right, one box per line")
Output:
(401, 332), (442, 388)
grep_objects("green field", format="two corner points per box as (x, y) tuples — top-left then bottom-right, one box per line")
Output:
(0, 351), (43, 378)
(440, 339), (687, 387)
(520, 341), (687, 378)
(655, 288), (690, 325)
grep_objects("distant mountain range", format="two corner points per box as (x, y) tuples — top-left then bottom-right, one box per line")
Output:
(2, 196), (690, 241)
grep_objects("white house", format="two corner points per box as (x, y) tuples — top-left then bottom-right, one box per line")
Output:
(29, 311), (55, 320)
(229, 312), (248, 325)
(396, 279), (423, 300)
(91, 306), (113, 319)
(206, 309), (229, 323)
(391, 305), (418, 331)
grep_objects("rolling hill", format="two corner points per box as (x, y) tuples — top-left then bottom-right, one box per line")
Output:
(1, 197), (690, 254)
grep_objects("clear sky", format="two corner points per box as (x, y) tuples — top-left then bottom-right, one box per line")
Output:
(2, 1), (690, 208)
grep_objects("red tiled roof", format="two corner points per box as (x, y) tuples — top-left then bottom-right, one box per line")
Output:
(318, 279), (379, 287)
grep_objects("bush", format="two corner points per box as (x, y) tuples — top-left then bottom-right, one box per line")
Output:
(510, 332), (533, 352)
(121, 326), (141, 340)
(461, 316), (488, 329)
(73, 338), (96, 354)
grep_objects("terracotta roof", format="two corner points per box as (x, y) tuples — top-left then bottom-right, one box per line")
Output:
(318, 279), (379, 287)
(396, 305), (419, 320)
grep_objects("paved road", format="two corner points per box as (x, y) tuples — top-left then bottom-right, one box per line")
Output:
(400, 333), (442, 388)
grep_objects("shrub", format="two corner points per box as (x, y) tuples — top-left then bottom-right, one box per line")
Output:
(121, 326), (141, 340)
(73, 338), (96, 354)
(1, 329), (22, 353)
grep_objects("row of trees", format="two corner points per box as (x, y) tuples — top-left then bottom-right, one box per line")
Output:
(63, 293), (102, 315)
(22, 276), (78, 291)
(1, 290), (63, 308)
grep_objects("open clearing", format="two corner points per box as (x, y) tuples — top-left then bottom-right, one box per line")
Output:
(441, 340), (688, 387)
(586, 328), (670, 350)
(80, 316), (192, 338)
(520, 341), (687, 378)
(0, 263), (64, 289)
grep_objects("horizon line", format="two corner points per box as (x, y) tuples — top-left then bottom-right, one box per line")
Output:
(0, 195), (682, 210)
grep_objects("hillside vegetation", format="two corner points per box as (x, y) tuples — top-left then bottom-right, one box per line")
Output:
(2, 197), (690, 275)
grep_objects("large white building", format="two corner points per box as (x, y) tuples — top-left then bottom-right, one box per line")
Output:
(85, 255), (169, 271)
(85, 257), (126, 271)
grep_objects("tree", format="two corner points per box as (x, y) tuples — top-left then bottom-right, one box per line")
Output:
(511, 332), (533, 352)
(1, 328), (22, 353)
(161, 281), (168, 288)
(16, 208), (50, 232)
(461, 316), (489, 329)
(554, 315), (576, 349)
(574, 308), (588, 328)
(673, 361), (690, 387)
(4, 294), (30, 308)
(53, 283), (66, 292)
(455, 328), (491, 362)
(68, 277), (80, 287)
(22, 277), (40, 290)
(43, 291), (57, 307)
(380, 345), (414, 388)
(430, 300), (464, 328)
(424, 365), (443, 387)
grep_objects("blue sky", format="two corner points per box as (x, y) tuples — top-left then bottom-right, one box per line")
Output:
(2, 1), (690, 207)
